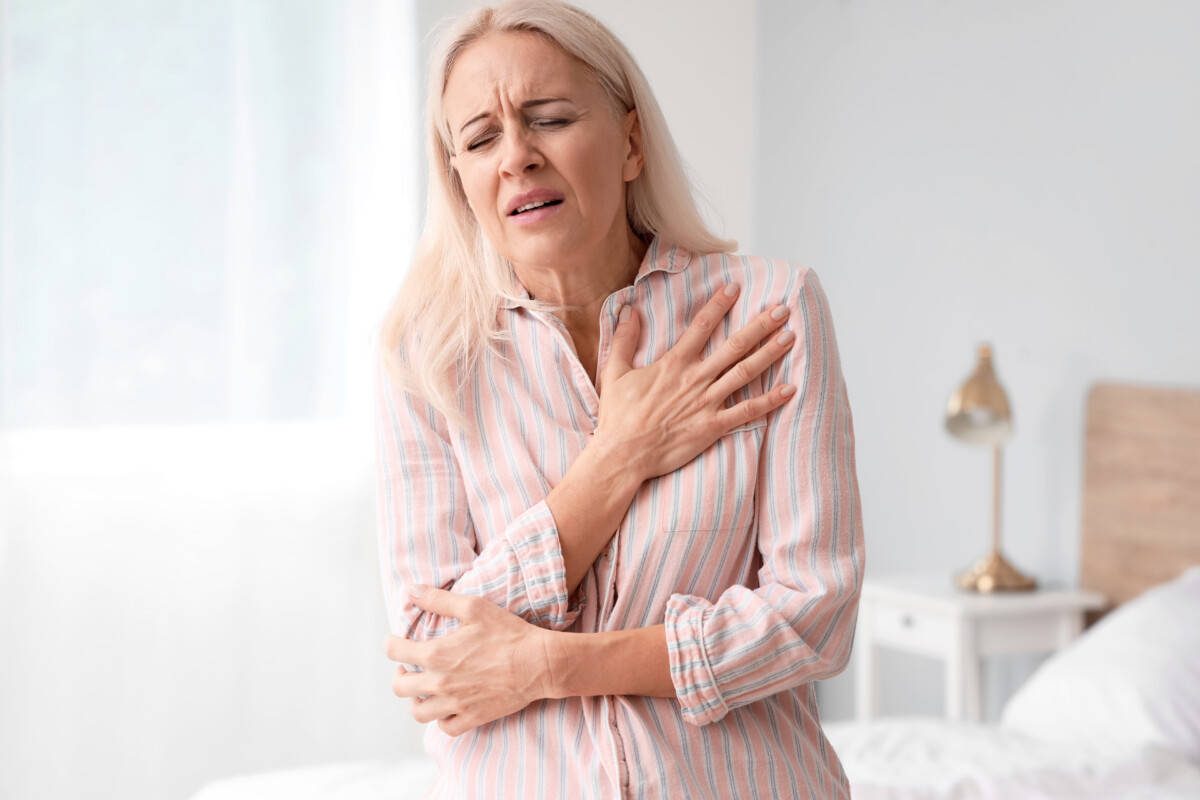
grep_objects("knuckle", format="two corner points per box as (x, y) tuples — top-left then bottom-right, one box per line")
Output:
(738, 403), (755, 426)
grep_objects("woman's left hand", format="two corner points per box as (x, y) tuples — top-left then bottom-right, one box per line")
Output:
(384, 585), (558, 737)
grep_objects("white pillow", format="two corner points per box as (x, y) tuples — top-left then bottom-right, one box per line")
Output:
(1000, 564), (1200, 763)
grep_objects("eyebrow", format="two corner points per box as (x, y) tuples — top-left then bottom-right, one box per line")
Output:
(457, 97), (573, 136)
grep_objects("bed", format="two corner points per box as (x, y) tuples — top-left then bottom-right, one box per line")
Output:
(190, 381), (1200, 799)
(824, 380), (1200, 798)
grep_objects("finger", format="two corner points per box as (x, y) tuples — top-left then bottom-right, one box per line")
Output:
(384, 634), (431, 665)
(669, 282), (740, 360)
(439, 715), (471, 738)
(714, 380), (797, 431)
(411, 694), (459, 724)
(406, 584), (478, 622)
(698, 301), (790, 382)
(704, 326), (796, 405)
(602, 302), (640, 384)
(392, 668), (439, 699)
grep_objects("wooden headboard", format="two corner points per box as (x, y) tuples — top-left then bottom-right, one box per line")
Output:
(1080, 381), (1200, 624)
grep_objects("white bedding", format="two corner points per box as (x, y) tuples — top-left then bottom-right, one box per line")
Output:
(823, 716), (1200, 800)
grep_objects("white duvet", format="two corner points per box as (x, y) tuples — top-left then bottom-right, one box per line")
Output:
(823, 716), (1200, 800)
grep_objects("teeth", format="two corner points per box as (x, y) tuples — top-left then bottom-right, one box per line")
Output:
(514, 199), (555, 214)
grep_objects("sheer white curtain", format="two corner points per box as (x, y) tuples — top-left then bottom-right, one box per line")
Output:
(1, 0), (412, 432)
(0, 2), (420, 798)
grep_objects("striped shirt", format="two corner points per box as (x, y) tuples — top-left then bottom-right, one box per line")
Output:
(374, 235), (865, 799)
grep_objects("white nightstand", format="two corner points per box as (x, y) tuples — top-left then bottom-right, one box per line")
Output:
(854, 573), (1106, 722)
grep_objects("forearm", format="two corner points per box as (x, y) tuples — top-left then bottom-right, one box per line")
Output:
(543, 624), (676, 699)
(545, 436), (643, 597)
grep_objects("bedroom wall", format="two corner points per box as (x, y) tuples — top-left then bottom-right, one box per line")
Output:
(749, 0), (1200, 721)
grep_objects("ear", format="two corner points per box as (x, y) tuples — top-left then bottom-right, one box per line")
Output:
(621, 108), (644, 182)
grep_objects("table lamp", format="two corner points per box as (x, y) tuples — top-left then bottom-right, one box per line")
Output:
(944, 342), (1037, 592)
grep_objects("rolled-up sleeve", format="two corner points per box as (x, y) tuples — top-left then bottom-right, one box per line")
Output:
(664, 267), (865, 726)
(374, 352), (586, 642)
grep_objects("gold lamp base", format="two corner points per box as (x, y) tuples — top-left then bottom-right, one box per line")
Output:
(955, 550), (1037, 593)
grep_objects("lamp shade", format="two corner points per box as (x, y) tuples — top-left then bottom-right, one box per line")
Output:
(945, 343), (1013, 446)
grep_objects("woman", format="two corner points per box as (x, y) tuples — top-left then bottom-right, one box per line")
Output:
(374, 1), (864, 797)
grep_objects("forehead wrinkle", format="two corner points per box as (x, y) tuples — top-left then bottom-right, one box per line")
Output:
(444, 34), (592, 140)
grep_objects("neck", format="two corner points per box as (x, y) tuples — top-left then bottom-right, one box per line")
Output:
(516, 224), (649, 313)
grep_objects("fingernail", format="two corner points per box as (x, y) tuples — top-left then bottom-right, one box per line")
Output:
(777, 330), (795, 345)
(780, 384), (796, 397)
(724, 283), (739, 297)
(771, 304), (790, 320)
(409, 584), (428, 597)
(619, 305), (630, 322)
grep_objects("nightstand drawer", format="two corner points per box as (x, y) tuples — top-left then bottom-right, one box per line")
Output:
(871, 603), (954, 656)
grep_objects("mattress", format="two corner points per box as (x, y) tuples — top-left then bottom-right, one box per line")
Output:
(823, 716), (1200, 800)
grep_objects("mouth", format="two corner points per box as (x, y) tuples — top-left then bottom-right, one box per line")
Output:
(508, 198), (564, 217)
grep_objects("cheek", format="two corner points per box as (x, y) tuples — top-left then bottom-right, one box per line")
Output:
(457, 170), (499, 224)
(568, 141), (627, 214)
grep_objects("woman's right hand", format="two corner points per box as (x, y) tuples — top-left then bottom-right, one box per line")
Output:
(593, 282), (797, 483)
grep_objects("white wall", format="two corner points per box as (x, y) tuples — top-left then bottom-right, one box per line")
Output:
(750, 0), (1200, 721)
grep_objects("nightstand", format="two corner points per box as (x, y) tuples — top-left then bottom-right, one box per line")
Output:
(854, 573), (1106, 722)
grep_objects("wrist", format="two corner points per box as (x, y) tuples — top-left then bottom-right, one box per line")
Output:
(584, 430), (645, 497)
(541, 629), (575, 700)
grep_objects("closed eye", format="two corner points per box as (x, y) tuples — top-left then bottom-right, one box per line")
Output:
(464, 119), (572, 152)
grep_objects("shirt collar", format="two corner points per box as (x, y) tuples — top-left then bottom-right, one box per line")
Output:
(499, 235), (693, 310)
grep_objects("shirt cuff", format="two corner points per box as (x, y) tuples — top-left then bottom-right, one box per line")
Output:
(664, 593), (730, 726)
(502, 498), (586, 630)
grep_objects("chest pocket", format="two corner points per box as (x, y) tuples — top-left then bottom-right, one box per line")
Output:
(611, 421), (767, 628)
(659, 420), (767, 531)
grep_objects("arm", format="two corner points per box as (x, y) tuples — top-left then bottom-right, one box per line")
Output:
(374, 351), (638, 642)
(544, 624), (676, 700)
(660, 267), (865, 726)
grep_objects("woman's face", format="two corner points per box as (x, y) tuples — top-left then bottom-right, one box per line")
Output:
(443, 30), (643, 269)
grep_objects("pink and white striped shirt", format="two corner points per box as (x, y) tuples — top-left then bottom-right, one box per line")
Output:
(374, 236), (865, 799)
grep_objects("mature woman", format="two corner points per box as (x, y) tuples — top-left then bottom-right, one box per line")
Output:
(374, 1), (864, 797)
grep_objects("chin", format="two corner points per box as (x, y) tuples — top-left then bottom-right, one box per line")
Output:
(503, 229), (581, 264)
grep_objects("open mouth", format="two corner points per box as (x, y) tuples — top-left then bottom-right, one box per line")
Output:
(509, 199), (564, 216)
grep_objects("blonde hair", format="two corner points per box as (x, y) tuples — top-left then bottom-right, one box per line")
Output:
(377, 0), (735, 429)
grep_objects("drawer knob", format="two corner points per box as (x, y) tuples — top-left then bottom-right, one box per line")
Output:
(900, 613), (914, 627)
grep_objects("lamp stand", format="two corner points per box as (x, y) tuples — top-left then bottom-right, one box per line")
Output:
(955, 444), (1037, 592)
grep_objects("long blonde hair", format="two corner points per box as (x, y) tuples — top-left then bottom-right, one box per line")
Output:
(378, 0), (735, 429)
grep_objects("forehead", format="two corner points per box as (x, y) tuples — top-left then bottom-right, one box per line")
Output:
(443, 31), (599, 125)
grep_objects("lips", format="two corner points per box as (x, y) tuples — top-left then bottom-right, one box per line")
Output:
(506, 189), (565, 216)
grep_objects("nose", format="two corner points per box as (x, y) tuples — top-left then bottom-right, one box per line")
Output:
(497, 126), (543, 177)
